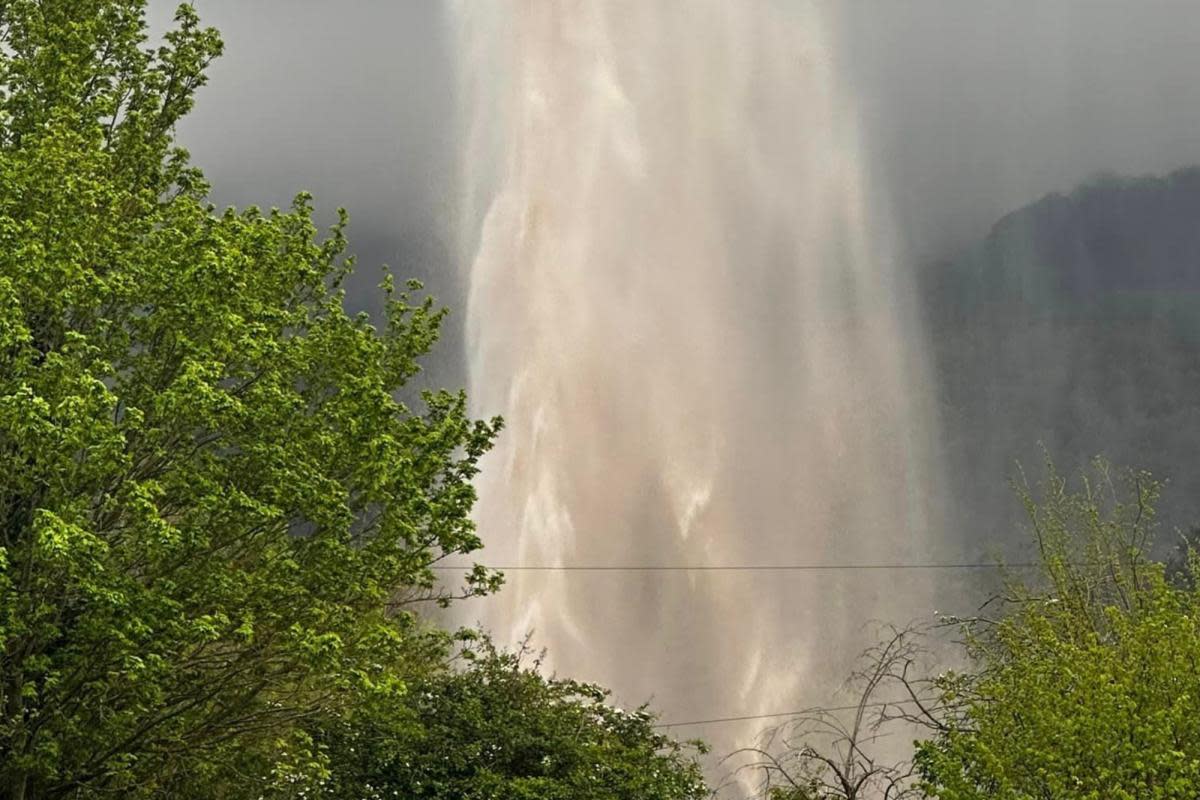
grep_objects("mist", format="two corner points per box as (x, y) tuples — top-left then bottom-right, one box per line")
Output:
(149, 0), (465, 388)
(156, 0), (1200, 381)
(837, 1), (1200, 263)
(154, 0), (1200, 780)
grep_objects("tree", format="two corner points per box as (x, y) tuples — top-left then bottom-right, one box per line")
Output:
(0, 2), (501, 797)
(916, 459), (1200, 799)
(317, 635), (710, 800)
(726, 624), (941, 800)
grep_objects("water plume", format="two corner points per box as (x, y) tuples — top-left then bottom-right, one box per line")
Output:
(453, 0), (947, 761)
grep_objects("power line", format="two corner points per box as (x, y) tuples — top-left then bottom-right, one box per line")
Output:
(653, 697), (939, 729)
(430, 562), (1041, 572)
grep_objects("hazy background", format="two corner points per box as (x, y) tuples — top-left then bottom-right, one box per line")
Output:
(149, 0), (466, 389)
(150, 0), (1200, 744)
(153, 1), (1200, 385)
(837, 1), (1200, 263)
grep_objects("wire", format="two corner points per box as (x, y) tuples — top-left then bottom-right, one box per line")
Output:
(430, 562), (1041, 572)
(427, 562), (1033, 728)
(652, 697), (940, 729)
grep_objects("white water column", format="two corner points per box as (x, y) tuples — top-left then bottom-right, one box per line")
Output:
(454, 0), (946, 758)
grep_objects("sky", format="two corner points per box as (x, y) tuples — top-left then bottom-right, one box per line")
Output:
(837, 0), (1200, 263)
(150, 0), (1200, 357)
(148, 0), (465, 387)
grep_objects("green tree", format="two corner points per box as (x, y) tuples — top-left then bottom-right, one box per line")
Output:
(318, 635), (710, 800)
(0, 2), (500, 797)
(916, 459), (1200, 799)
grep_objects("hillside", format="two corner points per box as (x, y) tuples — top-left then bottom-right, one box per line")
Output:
(922, 167), (1200, 556)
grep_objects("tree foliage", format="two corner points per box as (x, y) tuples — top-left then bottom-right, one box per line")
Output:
(318, 636), (710, 800)
(916, 459), (1200, 799)
(0, 3), (502, 797)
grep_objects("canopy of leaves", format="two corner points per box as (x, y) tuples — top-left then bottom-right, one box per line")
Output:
(917, 459), (1200, 800)
(0, 2), (500, 797)
(318, 636), (710, 800)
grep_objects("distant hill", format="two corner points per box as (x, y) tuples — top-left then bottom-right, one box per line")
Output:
(921, 167), (1200, 558)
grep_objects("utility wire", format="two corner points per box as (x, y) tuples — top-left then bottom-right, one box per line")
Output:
(653, 697), (939, 729)
(430, 562), (1043, 572)
(428, 563), (1043, 728)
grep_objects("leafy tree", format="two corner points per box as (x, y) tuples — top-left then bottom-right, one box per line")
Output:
(317, 635), (710, 800)
(916, 459), (1200, 799)
(0, 2), (500, 797)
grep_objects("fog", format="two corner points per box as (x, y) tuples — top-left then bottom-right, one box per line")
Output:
(153, 0), (1200, 778)
(149, 0), (465, 387)
(157, 0), (1200, 374)
(154, 0), (1200, 359)
(837, 1), (1200, 262)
